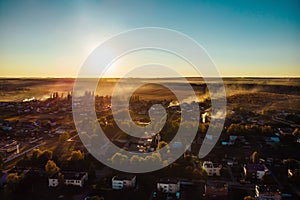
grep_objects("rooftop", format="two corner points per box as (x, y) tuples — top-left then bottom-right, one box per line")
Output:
(157, 178), (178, 184)
(112, 174), (136, 181)
(50, 171), (87, 180)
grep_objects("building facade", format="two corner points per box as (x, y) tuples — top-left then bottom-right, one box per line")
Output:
(112, 174), (136, 190)
(48, 171), (88, 187)
(202, 161), (222, 176)
(157, 179), (180, 194)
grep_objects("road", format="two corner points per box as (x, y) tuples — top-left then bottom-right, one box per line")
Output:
(4, 142), (46, 164)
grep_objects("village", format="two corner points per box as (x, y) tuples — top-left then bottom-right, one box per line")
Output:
(0, 92), (299, 200)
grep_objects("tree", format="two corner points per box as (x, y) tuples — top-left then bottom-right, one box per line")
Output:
(130, 155), (142, 166)
(244, 196), (255, 200)
(41, 150), (53, 160)
(90, 196), (104, 200)
(157, 141), (168, 150)
(31, 148), (43, 166)
(251, 151), (259, 164)
(31, 148), (43, 160)
(6, 173), (22, 191)
(192, 169), (203, 179)
(71, 150), (84, 161)
(59, 132), (70, 143)
(31, 148), (53, 167)
(38, 149), (53, 166)
(150, 153), (162, 163)
(144, 153), (163, 167)
(261, 126), (272, 135)
(111, 153), (128, 165)
(45, 160), (60, 177)
(183, 166), (194, 179)
(227, 124), (244, 135)
(292, 128), (300, 138)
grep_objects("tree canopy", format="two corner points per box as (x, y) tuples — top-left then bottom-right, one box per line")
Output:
(251, 151), (260, 164)
(6, 173), (22, 191)
(59, 132), (70, 143)
(45, 160), (60, 177)
(70, 150), (84, 161)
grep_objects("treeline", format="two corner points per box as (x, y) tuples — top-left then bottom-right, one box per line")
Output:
(227, 123), (272, 135)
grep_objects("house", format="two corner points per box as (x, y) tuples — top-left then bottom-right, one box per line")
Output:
(202, 161), (222, 176)
(49, 175), (59, 187)
(112, 174), (136, 190)
(48, 171), (88, 187)
(255, 185), (281, 200)
(157, 178), (180, 194)
(244, 164), (269, 181)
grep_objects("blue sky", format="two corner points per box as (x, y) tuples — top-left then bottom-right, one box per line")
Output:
(0, 0), (299, 77)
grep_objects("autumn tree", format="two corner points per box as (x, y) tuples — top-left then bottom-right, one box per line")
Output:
(192, 168), (207, 180)
(261, 125), (272, 135)
(31, 148), (43, 162)
(293, 128), (300, 138)
(251, 151), (259, 164)
(90, 196), (104, 200)
(71, 150), (84, 161)
(144, 153), (163, 167)
(157, 141), (168, 150)
(130, 155), (142, 166)
(59, 132), (70, 143)
(38, 149), (53, 166)
(183, 166), (194, 179)
(111, 152), (128, 165)
(45, 160), (60, 177)
(227, 124), (244, 135)
(244, 196), (255, 200)
(6, 173), (22, 191)
(31, 148), (53, 167)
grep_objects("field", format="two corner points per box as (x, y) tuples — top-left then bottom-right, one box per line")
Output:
(1, 77), (299, 113)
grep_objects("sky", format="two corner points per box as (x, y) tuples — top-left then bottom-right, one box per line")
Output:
(0, 0), (299, 77)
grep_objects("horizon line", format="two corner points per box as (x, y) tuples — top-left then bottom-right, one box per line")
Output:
(0, 76), (300, 79)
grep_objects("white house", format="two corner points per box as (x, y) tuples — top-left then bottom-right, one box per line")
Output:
(49, 176), (59, 187)
(157, 179), (180, 194)
(202, 161), (222, 176)
(48, 171), (88, 187)
(112, 174), (136, 190)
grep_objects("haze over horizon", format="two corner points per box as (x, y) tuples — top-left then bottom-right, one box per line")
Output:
(0, 0), (299, 78)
